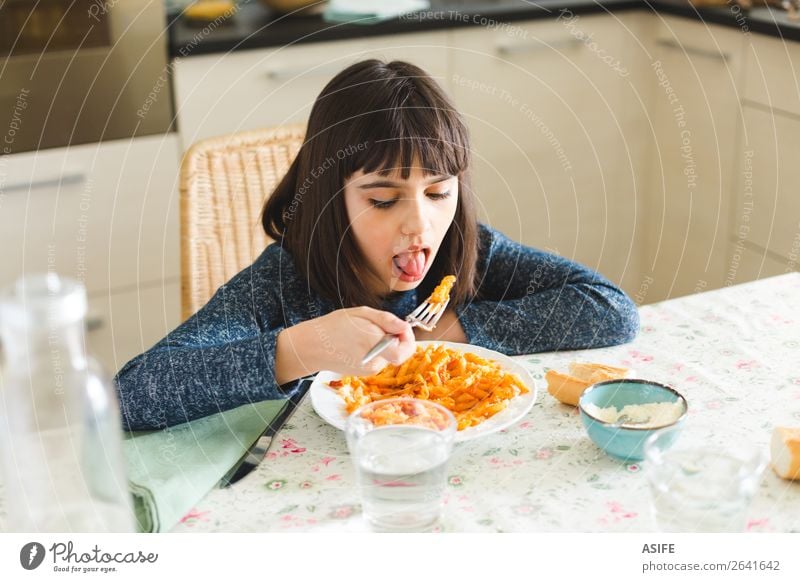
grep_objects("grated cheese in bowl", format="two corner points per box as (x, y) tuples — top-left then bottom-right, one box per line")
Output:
(583, 401), (685, 429)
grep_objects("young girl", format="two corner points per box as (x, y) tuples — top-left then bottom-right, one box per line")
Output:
(115, 59), (639, 431)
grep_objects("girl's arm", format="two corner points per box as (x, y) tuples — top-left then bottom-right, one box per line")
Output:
(114, 247), (416, 431)
(449, 224), (639, 356)
(113, 251), (298, 431)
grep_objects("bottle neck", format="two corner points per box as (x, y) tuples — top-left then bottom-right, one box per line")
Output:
(0, 273), (90, 375)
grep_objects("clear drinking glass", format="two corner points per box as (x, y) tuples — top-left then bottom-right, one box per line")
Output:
(346, 398), (456, 532)
(644, 426), (768, 532)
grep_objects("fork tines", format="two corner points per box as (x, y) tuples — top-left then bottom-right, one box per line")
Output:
(406, 299), (450, 332)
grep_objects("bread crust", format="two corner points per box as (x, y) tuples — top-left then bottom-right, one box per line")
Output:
(771, 427), (800, 481)
(546, 362), (629, 406)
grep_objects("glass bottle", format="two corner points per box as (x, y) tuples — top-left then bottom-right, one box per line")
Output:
(0, 273), (134, 532)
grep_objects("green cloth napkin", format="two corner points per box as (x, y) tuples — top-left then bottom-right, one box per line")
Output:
(123, 399), (288, 533)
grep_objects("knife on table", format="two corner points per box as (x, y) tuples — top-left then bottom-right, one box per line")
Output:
(219, 377), (313, 487)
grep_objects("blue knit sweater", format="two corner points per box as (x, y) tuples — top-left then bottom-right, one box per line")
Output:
(114, 224), (639, 430)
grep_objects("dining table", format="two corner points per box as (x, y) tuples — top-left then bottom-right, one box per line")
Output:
(171, 272), (800, 533)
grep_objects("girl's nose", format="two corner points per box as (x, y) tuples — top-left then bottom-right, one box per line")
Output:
(400, 196), (428, 236)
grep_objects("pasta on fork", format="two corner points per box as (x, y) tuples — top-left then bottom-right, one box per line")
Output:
(429, 275), (456, 306)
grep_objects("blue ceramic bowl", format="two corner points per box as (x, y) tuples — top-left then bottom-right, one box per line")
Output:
(578, 379), (688, 462)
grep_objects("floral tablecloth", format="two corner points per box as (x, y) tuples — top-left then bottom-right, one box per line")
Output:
(172, 273), (800, 533)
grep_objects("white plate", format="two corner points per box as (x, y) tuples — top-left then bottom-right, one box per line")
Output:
(309, 341), (538, 443)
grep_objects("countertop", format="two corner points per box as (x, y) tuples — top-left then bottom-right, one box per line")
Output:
(171, 273), (800, 533)
(168, 0), (800, 58)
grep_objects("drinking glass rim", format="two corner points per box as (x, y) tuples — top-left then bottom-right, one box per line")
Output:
(643, 425), (769, 471)
(347, 397), (457, 435)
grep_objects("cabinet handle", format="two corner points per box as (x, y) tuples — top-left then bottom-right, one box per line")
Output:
(264, 62), (345, 81)
(2, 172), (87, 194)
(86, 316), (104, 333)
(495, 37), (584, 56)
(655, 39), (729, 62)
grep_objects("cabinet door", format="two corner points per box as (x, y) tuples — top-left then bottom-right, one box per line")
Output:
(448, 14), (651, 292)
(734, 106), (800, 264)
(174, 31), (449, 147)
(0, 134), (181, 294)
(743, 32), (800, 116)
(642, 17), (744, 302)
(86, 281), (181, 375)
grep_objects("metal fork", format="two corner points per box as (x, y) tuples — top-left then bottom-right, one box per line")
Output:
(360, 298), (450, 366)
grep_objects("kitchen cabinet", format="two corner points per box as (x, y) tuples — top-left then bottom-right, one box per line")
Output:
(743, 31), (800, 116)
(448, 13), (653, 295)
(0, 134), (182, 373)
(640, 16), (744, 302)
(173, 31), (449, 148)
(0, 134), (181, 293)
(734, 106), (800, 265)
(734, 31), (800, 272)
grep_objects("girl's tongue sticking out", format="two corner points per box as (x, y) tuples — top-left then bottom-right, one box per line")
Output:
(392, 250), (427, 282)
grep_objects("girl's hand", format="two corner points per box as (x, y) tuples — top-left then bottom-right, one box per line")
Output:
(276, 307), (416, 382)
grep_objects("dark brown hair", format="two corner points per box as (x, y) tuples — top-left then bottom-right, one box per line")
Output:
(262, 59), (479, 309)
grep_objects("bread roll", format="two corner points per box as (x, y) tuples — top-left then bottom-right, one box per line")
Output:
(771, 426), (800, 481)
(545, 370), (590, 407)
(569, 362), (630, 381)
(546, 362), (630, 407)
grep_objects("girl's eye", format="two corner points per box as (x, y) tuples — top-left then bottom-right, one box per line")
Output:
(369, 192), (451, 210)
(428, 191), (451, 200)
(369, 199), (396, 210)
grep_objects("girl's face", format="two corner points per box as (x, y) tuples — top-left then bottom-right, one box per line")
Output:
(344, 161), (459, 295)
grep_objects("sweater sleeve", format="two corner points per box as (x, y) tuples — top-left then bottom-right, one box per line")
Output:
(454, 225), (640, 356)
(113, 249), (298, 431)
